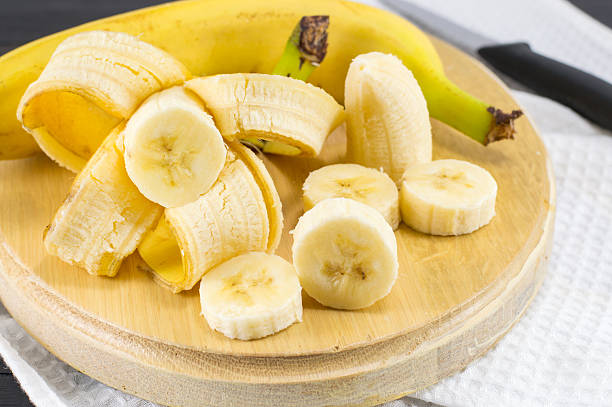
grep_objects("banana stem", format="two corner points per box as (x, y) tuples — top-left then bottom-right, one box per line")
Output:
(424, 74), (523, 145)
(272, 15), (329, 81)
(484, 107), (524, 144)
(243, 15), (330, 154)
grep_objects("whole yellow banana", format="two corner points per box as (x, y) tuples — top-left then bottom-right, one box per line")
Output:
(0, 0), (514, 161)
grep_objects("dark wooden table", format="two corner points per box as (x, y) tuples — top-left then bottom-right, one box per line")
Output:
(0, 0), (610, 405)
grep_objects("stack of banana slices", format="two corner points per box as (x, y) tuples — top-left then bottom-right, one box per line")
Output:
(19, 31), (498, 341)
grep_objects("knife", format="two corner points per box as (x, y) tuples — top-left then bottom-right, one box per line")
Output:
(380, 0), (612, 131)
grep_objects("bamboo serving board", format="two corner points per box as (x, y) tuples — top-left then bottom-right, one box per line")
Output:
(0, 37), (554, 406)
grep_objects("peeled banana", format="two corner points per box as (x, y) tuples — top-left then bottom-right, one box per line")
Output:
(292, 198), (398, 310)
(186, 74), (344, 157)
(302, 163), (400, 230)
(16, 30), (190, 172)
(345, 52), (432, 185)
(200, 252), (302, 340)
(399, 159), (497, 236)
(138, 144), (283, 293)
(123, 86), (226, 208)
(44, 126), (163, 277)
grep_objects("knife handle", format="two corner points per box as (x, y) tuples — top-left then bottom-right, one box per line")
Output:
(478, 42), (612, 131)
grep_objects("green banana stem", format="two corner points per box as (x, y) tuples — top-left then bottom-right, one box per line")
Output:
(244, 15), (330, 154)
(426, 77), (523, 145)
(272, 15), (329, 81)
(408, 59), (523, 145)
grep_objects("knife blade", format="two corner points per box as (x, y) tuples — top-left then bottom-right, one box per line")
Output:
(380, 0), (612, 131)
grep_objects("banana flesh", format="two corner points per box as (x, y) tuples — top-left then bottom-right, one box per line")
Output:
(44, 125), (163, 277)
(200, 252), (302, 340)
(17, 30), (190, 172)
(400, 159), (497, 236)
(302, 163), (400, 230)
(138, 149), (277, 293)
(185, 73), (345, 157)
(292, 198), (398, 310)
(123, 86), (227, 208)
(345, 52), (432, 185)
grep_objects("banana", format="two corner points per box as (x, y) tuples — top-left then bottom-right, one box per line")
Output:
(186, 74), (344, 157)
(16, 30), (190, 172)
(292, 197), (398, 310)
(345, 52), (432, 185)
(123, 86), (226, 208)
(138, 144), (282, 293)
(199, 252), (302, 340)
(1, 0), (523, 162)
(302, 163), (400, 230)
(399, 159), (497, 236)
(44, 125), (163, 277)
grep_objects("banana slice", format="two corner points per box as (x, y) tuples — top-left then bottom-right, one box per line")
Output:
(44, 125), (163, 276)
(345, 52), (432, 184)
(17, 30), (190, 172)
(302, 163), (400, 230)
(123, 86), (226, 208)
(400, 159), (497, 236)
(138, 152), (271, 293)
(185, 73), (345, 157)
(199, 252), (302, 340)
(292, 198), (398, 310)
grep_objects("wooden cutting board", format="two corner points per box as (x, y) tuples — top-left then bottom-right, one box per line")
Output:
(0, 37), (554, 406)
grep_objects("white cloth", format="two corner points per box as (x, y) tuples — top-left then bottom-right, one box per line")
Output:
(1, 1), (611, 406)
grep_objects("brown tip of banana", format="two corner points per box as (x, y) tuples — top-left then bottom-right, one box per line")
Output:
(299, 15), (329, 65)
(485, 107), (524, 145)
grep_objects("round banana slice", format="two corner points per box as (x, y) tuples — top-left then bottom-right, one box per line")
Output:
(138, 154), (270, 293)
(200, 252), (302, 340)
(292, 198), (398, 310)
(400, 159), (497, 236)
(345, 52), (432, 184)
(185, 73), (345, 157)
(302, 163), (400, 230)
(123, 86), (227, 208)
(17, 30), (190, 172)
